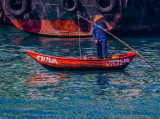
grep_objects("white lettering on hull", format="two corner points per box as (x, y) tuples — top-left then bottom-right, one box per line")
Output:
(37, 56), (58, 64)
(106, 58), (130, 67)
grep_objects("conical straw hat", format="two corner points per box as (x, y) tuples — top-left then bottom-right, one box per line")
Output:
(94, 15), (104, 22)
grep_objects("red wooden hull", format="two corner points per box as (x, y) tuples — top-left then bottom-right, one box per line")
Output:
(25, 50), (136, 71)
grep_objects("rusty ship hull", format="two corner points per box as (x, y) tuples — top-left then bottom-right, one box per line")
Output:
(1, 0), (160, 37)
(0, 0), (10, 24)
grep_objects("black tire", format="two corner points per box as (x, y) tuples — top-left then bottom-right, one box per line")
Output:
(94, 0), (117, 13)
(61, 0), (78, 12)
(5, 0), (29, 17)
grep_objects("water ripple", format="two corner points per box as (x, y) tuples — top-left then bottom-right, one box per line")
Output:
(0, 26), (160, 118)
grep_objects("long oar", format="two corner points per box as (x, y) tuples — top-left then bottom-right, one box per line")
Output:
(78, 15), (158, 71)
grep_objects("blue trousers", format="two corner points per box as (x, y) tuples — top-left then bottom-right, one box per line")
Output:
(96, 40), (108, 59)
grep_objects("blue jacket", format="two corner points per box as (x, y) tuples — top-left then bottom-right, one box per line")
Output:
(92, 22), (109, 41)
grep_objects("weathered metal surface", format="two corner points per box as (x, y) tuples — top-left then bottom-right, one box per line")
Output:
(2, 0), (160, 36)
(0, 0), (10, 24)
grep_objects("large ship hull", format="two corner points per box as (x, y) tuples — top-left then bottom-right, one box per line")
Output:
(2, 0), (160, 37)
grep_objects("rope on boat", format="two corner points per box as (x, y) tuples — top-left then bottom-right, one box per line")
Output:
(78, 14), (82, 58)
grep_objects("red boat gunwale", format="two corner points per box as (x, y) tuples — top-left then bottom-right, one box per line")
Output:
(25, 50), (136, 71)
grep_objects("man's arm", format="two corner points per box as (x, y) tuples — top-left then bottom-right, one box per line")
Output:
(92, 25), (98, 43)
(102, 22), (109, 32)
(92, 26), (96, 40)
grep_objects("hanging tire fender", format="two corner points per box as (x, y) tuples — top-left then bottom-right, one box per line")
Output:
(94, 0), (117, 13)
(61, 0), (79, 12)
(5, 0), (29, 17)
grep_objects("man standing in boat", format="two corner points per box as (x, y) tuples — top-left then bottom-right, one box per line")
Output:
(92, 15), (109, 59)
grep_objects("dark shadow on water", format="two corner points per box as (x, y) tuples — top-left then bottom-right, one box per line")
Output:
(41, 68), (129, 76)
(13, 35), (42, 46)
(112, 30), (160, 38)
(95, 75), (109, 85)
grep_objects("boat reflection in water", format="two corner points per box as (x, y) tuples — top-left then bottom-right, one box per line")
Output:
(24, 73), (70, 86)
(12, 35), (93, 47)
(12, 36), (96, 58)
(23, 71), (141, 99)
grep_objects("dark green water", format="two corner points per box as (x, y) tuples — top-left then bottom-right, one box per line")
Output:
(0, 25), (160, 118)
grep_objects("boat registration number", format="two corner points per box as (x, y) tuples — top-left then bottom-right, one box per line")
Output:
(106, 58), (130, 67)
(37, 56), (58, 64)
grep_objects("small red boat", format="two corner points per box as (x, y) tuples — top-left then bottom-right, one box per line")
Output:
(26, 50), (136, 71)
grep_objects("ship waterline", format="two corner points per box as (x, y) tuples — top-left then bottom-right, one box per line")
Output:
(9, 19), (117, 37)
